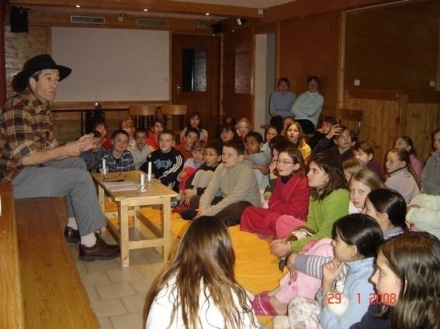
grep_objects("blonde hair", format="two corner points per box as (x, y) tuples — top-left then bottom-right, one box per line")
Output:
(120, 117), (134, 129)
(343, 158), (367, 180)
(350, 169), (385, 191)
(286, 121), (307, 148)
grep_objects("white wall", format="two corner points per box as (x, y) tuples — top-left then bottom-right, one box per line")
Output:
(52, 27), (170, 102)
(254, 33), (276, 136)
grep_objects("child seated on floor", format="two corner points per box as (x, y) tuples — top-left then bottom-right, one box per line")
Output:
(80, 130), (105, 173)
(342, 157), (367, 183)
(285, 121), (311, 163)
(175, 127), (200, 161)
(93, 121), (112, 150)
(141, 130), (183, 192)
(120, 117), (136, 149)
(421, 128), (440, 195)
(262, 139), (294, 208)
(101, 130), (135, 172)
(313, 125), (356, 162)
(353, 140), (385, 181)
(261, 125), (279, 155)
(394, 135), (423, 178)
(218, 122), (240, 144)
(244, 132), (271, 191)
(129, 128), (154, 170)
(308, 116), (337, 150)
(385, 148), (421, 203)
(236, 118), (253, 143)
(179, 111), (208, 143)
(186, 140), (261, 226)
(173, 140), (206, 208)
(176, 142), (222, 217)
(146, 119), (164, 150)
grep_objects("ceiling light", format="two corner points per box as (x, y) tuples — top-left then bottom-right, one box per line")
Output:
(76, 4), (80, 8)
(236, 18), (248, 26)
(206, 13), (210, 16)
(143, 8), (148, 12)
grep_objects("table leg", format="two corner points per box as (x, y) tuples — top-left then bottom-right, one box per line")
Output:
(119, 202), (130, 266)
(134, 206), (140, 231)
(162, 197), (171, 261)
(98, 185), (105, 213)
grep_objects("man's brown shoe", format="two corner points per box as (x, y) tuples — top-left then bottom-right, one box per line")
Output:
(64, 226), (80, 244)
(79, 237), (120, 261)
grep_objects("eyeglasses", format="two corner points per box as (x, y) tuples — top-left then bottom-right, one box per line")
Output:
(275, 160), (294, 165)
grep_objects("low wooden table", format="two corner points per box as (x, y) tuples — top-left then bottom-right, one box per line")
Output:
(92, 171), (178, 266)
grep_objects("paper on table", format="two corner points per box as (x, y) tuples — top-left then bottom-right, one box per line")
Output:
(102, 181), (138, 192)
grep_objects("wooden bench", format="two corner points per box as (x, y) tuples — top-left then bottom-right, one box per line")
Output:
(0, 183), (100, 329)
(0, 183), (24, 328)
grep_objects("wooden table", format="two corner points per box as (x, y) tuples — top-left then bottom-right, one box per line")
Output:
(92, 171), (178, 266)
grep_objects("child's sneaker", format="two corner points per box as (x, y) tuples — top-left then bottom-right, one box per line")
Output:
(170, 199), (180, 208)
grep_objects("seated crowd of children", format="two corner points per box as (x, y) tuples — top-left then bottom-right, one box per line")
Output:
(81, 111), (440, 329)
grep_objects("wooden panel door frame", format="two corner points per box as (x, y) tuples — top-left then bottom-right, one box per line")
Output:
(171, 33), (220, 139)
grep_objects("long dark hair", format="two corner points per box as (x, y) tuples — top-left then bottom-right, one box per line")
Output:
(381, 232), (440, 329)
(309, 153), (346, 201)
(366, 189), (407, 230)
(332, 214), (384, 258)
(144, 216), (257, 329)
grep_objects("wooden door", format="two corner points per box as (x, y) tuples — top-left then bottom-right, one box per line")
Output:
(171, 34), (220, 140)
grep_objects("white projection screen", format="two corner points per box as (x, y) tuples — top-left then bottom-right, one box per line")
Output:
(51, 27), (170, 102)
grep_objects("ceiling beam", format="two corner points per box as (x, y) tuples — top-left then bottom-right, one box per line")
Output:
(8, 0), (264, 18)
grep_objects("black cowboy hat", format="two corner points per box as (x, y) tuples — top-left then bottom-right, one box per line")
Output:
(14, 54), (72, 91)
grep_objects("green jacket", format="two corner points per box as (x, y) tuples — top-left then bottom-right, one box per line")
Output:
(290, 188), (349, 251)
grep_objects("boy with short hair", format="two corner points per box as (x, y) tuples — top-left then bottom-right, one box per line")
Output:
(80, 130), (105, 172)
(129, 128), (154, 170)
(102, 130), (135, 172)
(141, 130), (183, 192)
(308, 116), (338, 150)
(313, 125), (356, 162)
(195, 140), (261, 226)
(175, 127), (200, 161)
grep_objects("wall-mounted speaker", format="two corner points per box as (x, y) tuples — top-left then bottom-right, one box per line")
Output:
(11, 6), (29, 33)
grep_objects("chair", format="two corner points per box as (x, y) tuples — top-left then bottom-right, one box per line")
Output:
(129, 104), (161, 129)
(338, 109), (364, 138)
(160, 104), (187, 133)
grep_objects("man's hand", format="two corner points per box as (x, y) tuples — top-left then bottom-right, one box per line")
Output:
(63, 133), (95, 157)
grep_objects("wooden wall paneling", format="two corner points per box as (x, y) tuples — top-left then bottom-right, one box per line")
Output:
(278, 12), (341, 117)
(345, 90), (404, 165)
(52, 109), (130, 144)
(401, 102), (440, 163)
(437, 17), (440, 92)
(345, 10), (439, 102)
(221, 28), (253, 123)
(259, 0), (408, 26)
(337, 11), (347, 111)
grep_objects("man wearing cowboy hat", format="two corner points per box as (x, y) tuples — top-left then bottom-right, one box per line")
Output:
(0, 54), (120, 261)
